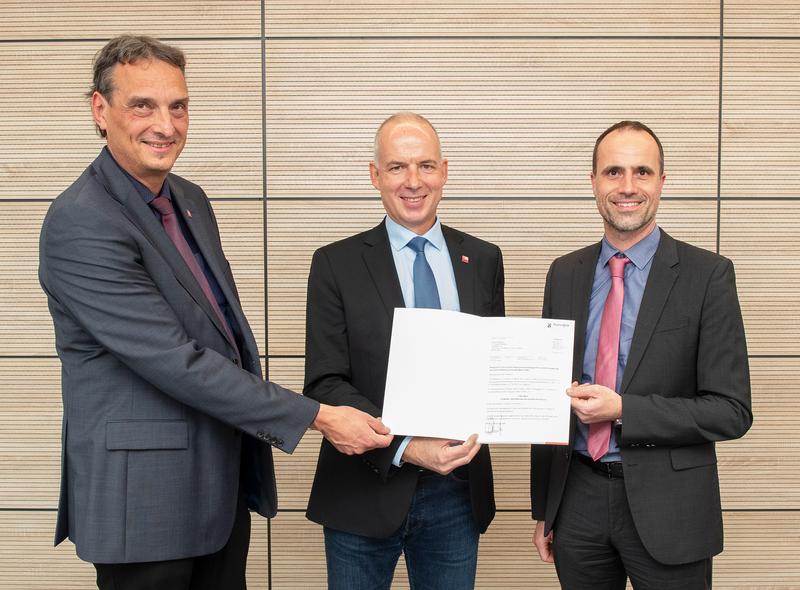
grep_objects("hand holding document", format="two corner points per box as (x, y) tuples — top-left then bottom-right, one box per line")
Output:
(382, 308), (574, 444)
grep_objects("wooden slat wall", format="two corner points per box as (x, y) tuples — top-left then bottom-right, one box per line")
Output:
(0, 2), (261, 39)
(725, 1), (800, 37)
(720, 202), (800, 355)
(262, 1), (720, 37)
(1, 1), (798, 588)
(0, 42), (262, 199)
(0, 512), (270, 589)
(265, 39), (720, 197)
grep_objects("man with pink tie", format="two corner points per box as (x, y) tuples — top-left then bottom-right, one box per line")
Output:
(530, 121), (752, 589)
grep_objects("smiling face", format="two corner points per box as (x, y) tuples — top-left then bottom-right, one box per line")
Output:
(370, 119), (448, 235)
(91, 59), (189, 194)
(591, 128), (665, 249)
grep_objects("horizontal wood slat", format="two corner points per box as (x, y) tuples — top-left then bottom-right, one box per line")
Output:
(265, 39), (719, 198)
(0, 41), (262, 200)
(0, 358), (61, 509)
(0, 512), (269, 589)
(721, 41), (800, 198)
(0, 202), (53, 355)
(0, 2), (261, 40)
(725, 1), (800, 37)
(717, 358), (800, 509)
(719, 201), (800, 356)
(264, 2), (720, 37)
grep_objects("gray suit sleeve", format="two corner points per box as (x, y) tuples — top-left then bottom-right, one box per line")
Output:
(41, 200), (318, 453)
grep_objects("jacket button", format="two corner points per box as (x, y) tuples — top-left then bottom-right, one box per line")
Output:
(232, 358), (239, 365)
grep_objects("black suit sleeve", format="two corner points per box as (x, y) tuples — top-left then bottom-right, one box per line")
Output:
(303, 248), (383, 415)
(531, 263), (555, 520)
(303, 248), (405, 477)
(621, 257), (753, 445)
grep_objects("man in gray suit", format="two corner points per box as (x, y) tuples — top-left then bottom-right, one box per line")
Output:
(38, 35), (391, 590)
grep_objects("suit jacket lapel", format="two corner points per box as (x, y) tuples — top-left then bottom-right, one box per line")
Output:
(443, 225), (475, 314)
(92, 151), (235, 350)
(362, 221), (405, 320)
(170, 180), (243, 352)
(620, 231), (679, 394)
(571, 242), (600, 380)
(566, 242), (600, 445)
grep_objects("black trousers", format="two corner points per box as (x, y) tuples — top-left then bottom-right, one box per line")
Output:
(551, 456), (712, 590)
(94, 490), (251, 590)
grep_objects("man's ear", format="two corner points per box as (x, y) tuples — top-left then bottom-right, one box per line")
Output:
(369, 161), (380, 191)
(91, 91), (109, 135)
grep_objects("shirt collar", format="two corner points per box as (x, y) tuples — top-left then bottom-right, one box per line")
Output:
(385, 215), (446, 253)
(103, 146), (171, 203)
(599, 225), (661, 270)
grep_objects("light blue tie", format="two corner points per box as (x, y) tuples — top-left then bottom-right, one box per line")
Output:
(407, 236), (441, 309)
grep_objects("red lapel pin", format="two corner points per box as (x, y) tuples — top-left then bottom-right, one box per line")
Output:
(461, 255), (469, 264)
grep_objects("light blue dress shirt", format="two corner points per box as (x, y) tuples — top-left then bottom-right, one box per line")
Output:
(384, 215), (460, 466)
(575, 226), (661, 462)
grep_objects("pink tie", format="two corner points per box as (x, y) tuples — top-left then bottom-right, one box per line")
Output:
(150, 196), (236, 348)
(588, 255), (630, 461)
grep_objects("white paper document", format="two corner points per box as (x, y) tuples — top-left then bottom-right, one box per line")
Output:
(382, 308), (574, 445)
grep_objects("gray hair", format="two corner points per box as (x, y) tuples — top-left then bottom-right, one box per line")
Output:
(87, 35), (186, 137)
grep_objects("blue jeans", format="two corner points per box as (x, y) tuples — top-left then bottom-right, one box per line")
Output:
(324, 473), (480, 590)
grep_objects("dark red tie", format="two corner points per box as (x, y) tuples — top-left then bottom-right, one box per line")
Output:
(588, 255), (630, 460)
(150, 196), (236, 347)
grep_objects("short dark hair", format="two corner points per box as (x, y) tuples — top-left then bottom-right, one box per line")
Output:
(87, 35), (186, 137)
(592, 120), (664, 175)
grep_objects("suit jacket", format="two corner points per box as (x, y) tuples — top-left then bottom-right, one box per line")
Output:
(531, 229), (752, 565)
(304, 220), (504, 538)
(38, 148), (319, 564)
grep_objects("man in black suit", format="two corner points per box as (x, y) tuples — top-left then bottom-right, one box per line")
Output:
(304, 113), (505, 589)
(38, 35), (391, 590)
(531, 121), (752, 589)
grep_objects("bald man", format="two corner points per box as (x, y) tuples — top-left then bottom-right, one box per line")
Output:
(303, 113), (505, 589)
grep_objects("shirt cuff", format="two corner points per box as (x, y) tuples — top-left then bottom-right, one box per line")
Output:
(392, 436), (413, 467)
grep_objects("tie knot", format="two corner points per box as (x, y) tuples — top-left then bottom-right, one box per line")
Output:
(150, 196), (175, 217)
(608, 255), (630, 278)
(407, 236), (429, 254)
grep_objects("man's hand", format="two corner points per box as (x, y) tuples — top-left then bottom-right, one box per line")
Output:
(533, 520), (554, 563)
(401, 434), (481, 475)
(311, 404), (393, 455)
(568, 382), (622, 424)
